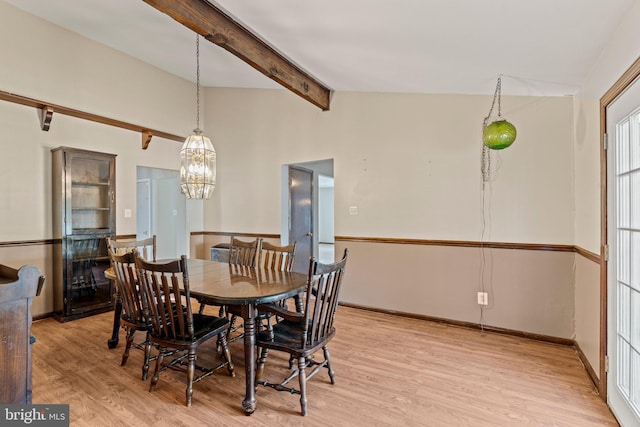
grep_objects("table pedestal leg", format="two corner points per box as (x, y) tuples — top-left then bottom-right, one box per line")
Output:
(108, 292), (122, 349)
(241, 303), (257, 415)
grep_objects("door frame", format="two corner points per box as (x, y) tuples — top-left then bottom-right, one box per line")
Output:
(600, 56), (640, 399)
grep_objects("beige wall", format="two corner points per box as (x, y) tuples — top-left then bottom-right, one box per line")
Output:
(575, 256), (601, 374)
(334, 240), (575, 338)
(0, 2), (200, 316)
(205, 89), (574, 244)
(203, 88), (576, 337)
(572, 1), (640, 377)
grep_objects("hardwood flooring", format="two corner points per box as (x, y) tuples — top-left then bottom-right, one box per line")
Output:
(31, 306), (618, 426)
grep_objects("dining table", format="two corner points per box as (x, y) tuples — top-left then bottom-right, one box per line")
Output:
(105, 258), (308, 415)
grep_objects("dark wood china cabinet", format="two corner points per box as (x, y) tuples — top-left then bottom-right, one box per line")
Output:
(51, 147), (116, 322)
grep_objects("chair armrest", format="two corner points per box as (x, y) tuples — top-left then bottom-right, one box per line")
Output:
(257, 303), (303, 323)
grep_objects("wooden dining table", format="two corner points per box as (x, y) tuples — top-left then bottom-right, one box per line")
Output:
(105, 258), (308, 415)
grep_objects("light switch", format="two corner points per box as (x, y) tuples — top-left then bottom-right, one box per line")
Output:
(349, 206), (359, 216)
(124, 209), (132, 218)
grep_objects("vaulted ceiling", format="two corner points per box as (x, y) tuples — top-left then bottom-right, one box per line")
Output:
(4, 0), (637, 103)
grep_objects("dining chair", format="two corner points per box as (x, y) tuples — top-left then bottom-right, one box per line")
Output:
(107, 236), (157, 361)
(255, 249), (348, 416)
(107, 235), (156, 261)
(256, 241), (298, 320)
(225, 237), (262, 336)
(228, 236), (260, 267)
(134, 254), (234, 407)
(258, 241), (296, 271)
(108, 251), (153, 380)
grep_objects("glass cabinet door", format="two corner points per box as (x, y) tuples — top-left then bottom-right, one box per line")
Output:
(67, 154), (114, 235)
(64, 235), (113, 314)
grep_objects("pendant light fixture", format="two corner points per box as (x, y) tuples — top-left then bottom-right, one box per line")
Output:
(482, 76), (517, 151)
(180, 34), (216, 199)
(481, 76), (516, 183)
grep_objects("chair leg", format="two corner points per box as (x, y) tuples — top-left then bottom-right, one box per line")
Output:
(142, 334), (152, 381)
(257, 320), (274, 379)
(256, 347), (269, 381)
(323, 346), (335, 384)
(294, 294), (304, 313)
(218, 332), (235, 377)
(214, 306), (228, 352)
(186, 349), (196, 407)
(227, 314), (238, 339)
(150, 347), (165, 392)
(121, 328), (135, 366)
(298, 357), (308, 416)
(198, 302), (206, 315)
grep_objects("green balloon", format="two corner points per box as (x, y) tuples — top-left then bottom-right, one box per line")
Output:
(483, 120), (517, 150)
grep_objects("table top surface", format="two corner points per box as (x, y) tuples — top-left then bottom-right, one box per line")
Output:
(106, 258), (308, 306)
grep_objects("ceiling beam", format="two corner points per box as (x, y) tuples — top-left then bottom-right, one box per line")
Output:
(142, 0), (332, 111)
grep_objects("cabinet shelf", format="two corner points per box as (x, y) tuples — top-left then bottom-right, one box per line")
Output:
(72, 207), (110, 211)
(72, 181), (109, 187)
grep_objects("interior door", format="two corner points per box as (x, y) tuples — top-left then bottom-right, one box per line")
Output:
(289, 166), (313, 273)
(607, 75), (640, 426)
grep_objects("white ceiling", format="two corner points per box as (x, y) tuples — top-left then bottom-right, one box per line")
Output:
(4, 0), (637, 98)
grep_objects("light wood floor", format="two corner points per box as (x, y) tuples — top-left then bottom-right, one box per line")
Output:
(31, 306), (618, 426)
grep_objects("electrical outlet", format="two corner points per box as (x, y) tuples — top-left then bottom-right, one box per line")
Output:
(477, 291), (488, 305)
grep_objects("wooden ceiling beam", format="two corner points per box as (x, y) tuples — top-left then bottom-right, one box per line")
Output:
(142, 0), (332, 111)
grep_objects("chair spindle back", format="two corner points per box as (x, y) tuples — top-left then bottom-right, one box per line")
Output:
(108, 236), (157, 261)
(228, 237), (260, 267)
(259, 241), (296, 272)
(301, 249), (348, 347)
(109, 251), (144, 325)
(134, 254), (194, 341)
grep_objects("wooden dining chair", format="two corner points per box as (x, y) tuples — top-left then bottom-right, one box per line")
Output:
(228, 237), (260, 267)
(255, 249), (348, 416)
(108, 251), (153, 380)
(257, 241), (298, 323)
(107, 235), (156, 261)
(258, 241), (296, 271)
(134, 253), (234, 407)
(223, 237), (262, 342)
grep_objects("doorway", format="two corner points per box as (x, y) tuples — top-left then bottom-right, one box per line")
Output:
(606, 75), (640, 426)
(289, 166), (313, 273)
(136, 166), (187, 260)
(281, 159), (334, 272)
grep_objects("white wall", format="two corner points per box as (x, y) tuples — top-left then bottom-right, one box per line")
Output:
(318, 186), (335, 243)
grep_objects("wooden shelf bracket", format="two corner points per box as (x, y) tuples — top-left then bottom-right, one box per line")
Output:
(142, 130), (153, 149)
(39, 106), (54, 131)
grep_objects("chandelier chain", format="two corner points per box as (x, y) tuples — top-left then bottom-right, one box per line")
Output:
(483, 76), (502, 127)
(481, 76), (502, 183)
(196, 34), (200, 130)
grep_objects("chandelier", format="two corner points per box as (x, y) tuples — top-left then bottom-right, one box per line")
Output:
(180, 34), (216, 199)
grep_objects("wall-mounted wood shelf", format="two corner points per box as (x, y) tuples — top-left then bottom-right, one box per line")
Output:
(0, 89), (184, 149)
